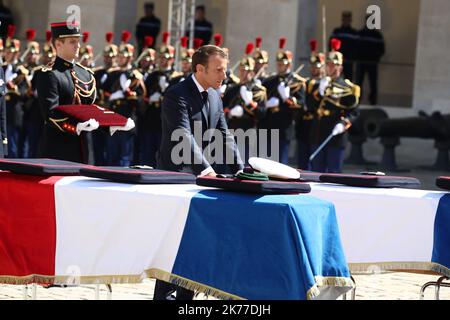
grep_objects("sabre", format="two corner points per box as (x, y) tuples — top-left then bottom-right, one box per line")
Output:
(322, 4), (327, 55)
(309, 119), (352, 163)
(309, 132), (334, 163)
(285, 64), (304, 84)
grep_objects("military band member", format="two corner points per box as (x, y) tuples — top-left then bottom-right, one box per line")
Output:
(139, 31), (181, 166)
(41, 30), (56, 66)
(102, 30), (146, 166)
(222, 47), (266, 164)
(309, 38), (360, 173)
(253, 36), (270, 82)
(168, 36), (194, 88)
(295, 39), (325, 170)
(0, 66), (6, 158)
(21, 28), (43, 158)
(36, 21), (98, 164)
(135, 36), (156, 79)
(3, 24), (26, 158)
(262, 37), (306, 164)
(91, 32), (118, 165)
(79, 31), (94, 68)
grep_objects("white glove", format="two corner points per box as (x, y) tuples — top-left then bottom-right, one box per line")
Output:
(239, 85), (253, 106)
(319, 77), (330, 96)
(120, 74), (131, 91)
(266, 97), (280, 109)
(219, 84), (227, 94)
(109, 118), (136, 136)
(109, 90), (125, 101)
(76, 119), (99, 135)
(158, 76), (169, 93)
(332, 122), (346, 136)
(100, 73), (108, 84)
(229, 105), (244, 118)
(277, 81), (290, 101)
(149, 91), (162, 103)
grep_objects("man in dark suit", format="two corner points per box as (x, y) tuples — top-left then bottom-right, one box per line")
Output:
(156, 45), (244, 300)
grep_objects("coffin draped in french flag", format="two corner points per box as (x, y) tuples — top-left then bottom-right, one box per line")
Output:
(0, 167), (354, 300)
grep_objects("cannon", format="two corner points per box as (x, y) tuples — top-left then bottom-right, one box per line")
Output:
(346, 108), (389, 165)
(363, 111), (450, 171)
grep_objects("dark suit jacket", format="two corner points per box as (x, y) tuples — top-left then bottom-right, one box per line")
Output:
(158, 75), (244, 175)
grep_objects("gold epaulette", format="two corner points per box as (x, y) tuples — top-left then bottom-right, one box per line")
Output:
(307, 78), (317, 94)
(41, 61), (55, 72)
(76, 62), (94, 75)
(345, 79), (361, 98)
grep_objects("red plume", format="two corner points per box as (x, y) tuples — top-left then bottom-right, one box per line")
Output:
(26, 28), (36, 41)
(213, 33), (223, 46)
(45, 30), (52, 42)
(180, 36), (188, 48)
(7, 24), (16, 39)
(105, 32), (114, 44)
(162, 31), (170, 45)
(330, 38), (341, 51)
(309, 39), (317, 52)
(279, 37), (286, 50)
(255, 36), (262, 49)
(193, 38), (203, 50)
(245, 42), (254, 55)
(121, 30), (131, 43)
(144, 36), (154, 48)
(82, 31), (90, 43)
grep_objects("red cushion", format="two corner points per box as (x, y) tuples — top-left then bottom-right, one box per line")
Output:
(54, 104), (128, 126)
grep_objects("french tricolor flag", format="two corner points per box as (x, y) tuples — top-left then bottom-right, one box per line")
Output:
(0, 172), (353, 300)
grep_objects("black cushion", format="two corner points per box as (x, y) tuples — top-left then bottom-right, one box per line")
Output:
(436, 176), (450, 190)
(0, 158), (86, 175)
(319, 173), (421, 188)
(80, 166), (196, 184)
(196, 176), (311, 194)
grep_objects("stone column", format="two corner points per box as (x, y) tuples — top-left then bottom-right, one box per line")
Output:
(413, 0), (450, 113)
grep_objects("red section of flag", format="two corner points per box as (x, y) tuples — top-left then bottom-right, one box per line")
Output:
(0, 173), (63, 283)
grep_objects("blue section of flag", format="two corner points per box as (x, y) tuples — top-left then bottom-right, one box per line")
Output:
(172, 190), (351, 300)
(432, 194), (450, 269)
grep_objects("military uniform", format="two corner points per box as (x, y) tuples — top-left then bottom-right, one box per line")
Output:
(262, 39), (306, 164)
(3, 26), (25, 158)
(138, 35), (180, 166)
(102, 33), (146, 166)
(21, 29), (43, 158)
(36, 22), (97, 164)
(0, 67), (6, 158)
(91, 32), (118, 165)
(295, 39), (325, 170)
(309, 40), (360, 173)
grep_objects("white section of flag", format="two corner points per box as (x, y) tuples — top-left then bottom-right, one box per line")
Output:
(309, 183), (445, 264)
(54, 176), (201, 278)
